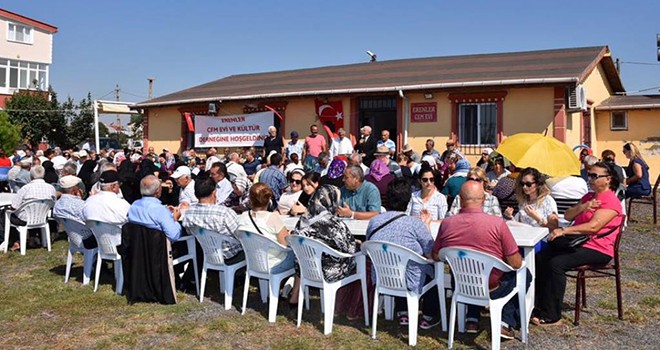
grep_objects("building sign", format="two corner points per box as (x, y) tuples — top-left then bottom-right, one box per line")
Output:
(194, 111), (272, 147)
(410, 102), (437, 123)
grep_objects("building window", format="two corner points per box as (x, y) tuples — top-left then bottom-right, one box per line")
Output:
(610, 111), (628, 131)
(7, 23), (33, 44)
(458, 103), (497, 145)
(0, 59), (48, 90)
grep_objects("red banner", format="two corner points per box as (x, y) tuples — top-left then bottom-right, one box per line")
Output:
(411, 102), (437, 123)
(315, 100), (344, 137)
(184, 113), (195, 132)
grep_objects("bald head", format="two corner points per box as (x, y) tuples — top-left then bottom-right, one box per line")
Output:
(140, 175), (161, 197)
(459, 180), (485, 209)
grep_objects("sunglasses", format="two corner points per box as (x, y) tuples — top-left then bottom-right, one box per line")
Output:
(468, 177), (484, 182)
(522, 181), (536, 188)
(290, 179), (302, 185)
(421, 177), (435, 183)
(587, 172), (609, 180)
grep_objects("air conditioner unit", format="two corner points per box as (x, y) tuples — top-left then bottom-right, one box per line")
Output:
(566, 85), (587, 111)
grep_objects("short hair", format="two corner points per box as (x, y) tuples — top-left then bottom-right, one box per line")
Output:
(363, 125), (372, 133)
(270, 153), (282, 166)
(426, 139), (434, 146)
(601, 149), (616, 162)
(44, 149), (54, 158)
(194, 175), (217, 199)
(345, 164), (364, 182)
(30, 165), (45, 180)
(582, 155), (598, 168)
(318, 152), (330, 163)
(268, 125), (276, 132)
(396, 153), (408, 163)
(249, 182), (273, 208)
(62, 162), (77, 176)
(310, 124), (318, 130)
(386, 178), (412, 211)
(211, 161), (227, 177)
(229, 152), (240, 161)
(140, 175), (161, 196)
(349, 153), (363, 164)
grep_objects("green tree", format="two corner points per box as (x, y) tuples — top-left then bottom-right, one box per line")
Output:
(5, 90), (56, 146)
(68, 93), (94, 146)
(0, 111), (22, 152)
(46, 88), (69, 147)
(129, 113), (143, 140)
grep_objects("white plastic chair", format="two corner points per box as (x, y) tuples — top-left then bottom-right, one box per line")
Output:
(172, 234), (200, 297)
(439, 247), (527, 350)
(285, 235), (370, 335)
(3, 198), (54, 256)
(361, 240), (441, 347)
(235, 230), (295, 323)
(188, 226), (245, 309)
(86, 220), (124, 294)
(61, 219), (98, 285)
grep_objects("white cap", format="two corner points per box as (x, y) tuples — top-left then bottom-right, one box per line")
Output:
(59, 175), (81, 189)
(16, 150), (26, 158)
(78, 150), (89, 158)
(171, 166), (191, 179)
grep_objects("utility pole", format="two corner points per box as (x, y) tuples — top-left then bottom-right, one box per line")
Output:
(147, 78), (155, 99)
(115, 84), (121, 133)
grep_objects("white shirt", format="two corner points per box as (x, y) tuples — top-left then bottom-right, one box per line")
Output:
(205, 156), (220, 171)
(215, 178), (233, 205)
(329, 137), (354, 158)
(179, 179), (198, 205)
(83, 190), (130, 226)
(277, 190), (303, 215)
(226, 161), (247, 180)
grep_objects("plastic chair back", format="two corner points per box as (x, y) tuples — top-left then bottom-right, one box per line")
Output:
(440, 247), (514, 301)
(187, 226), (230, 265)
(286, 235), (335, 284)
(62, 219), (93, 249)
(86, 220), (122, 259)
(235, 230), (288, 275)
(361, 240), (428, 294)
(15, 199), (54, 227)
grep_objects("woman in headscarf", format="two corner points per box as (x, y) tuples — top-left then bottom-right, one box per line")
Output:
(365, 157), (395, 209)
(41, 160), (59, 185)
(289, 184), (357, 304)
(320, 158), (346, 188)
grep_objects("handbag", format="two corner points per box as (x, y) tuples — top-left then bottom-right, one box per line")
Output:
(549, 222), (620, 250)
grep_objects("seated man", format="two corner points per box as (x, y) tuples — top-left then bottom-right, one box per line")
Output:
(182, 176), (243, 263)
(83, 170), (130, 226)
(337, 165), (381, 220)
(432, 181), (527, 339)
(53, 175), (96, 248)
(127, 175), (182, 242)
(209, 162), (233, 205)
(171, 166), (198, 207)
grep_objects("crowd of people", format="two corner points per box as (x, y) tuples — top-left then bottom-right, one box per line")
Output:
(0, 125), (651, 341)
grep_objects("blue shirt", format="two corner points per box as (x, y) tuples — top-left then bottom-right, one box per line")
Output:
(340, 181), (382, 213)
(243, 159), (261, 175)
(259, 166), (288, 202)
(377, 139), (396, 152)
(128, 197), (182, 241)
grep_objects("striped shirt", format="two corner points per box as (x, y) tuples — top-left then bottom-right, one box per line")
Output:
(447, 192), (502, 217)
(406, 189), (448, 220)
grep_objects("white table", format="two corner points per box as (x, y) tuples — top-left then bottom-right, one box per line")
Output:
(283, 215), (547, 329)
(0, 193), (16, 207)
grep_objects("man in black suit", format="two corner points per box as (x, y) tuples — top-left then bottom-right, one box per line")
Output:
(356, 125), (378, 166)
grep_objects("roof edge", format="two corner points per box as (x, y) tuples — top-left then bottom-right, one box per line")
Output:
(595, 103), (660, 111)
(135, 77), (579, 108)
(0, 9), (58, 33)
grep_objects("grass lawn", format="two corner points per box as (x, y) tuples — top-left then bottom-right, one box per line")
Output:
(1, 208), (658, 349)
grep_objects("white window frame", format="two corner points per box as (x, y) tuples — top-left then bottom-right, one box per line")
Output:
(7, 22), (34, 44)
(458, 102), (498, 146)
(610, 111), (628, 131)
(0, 59), (48, 92)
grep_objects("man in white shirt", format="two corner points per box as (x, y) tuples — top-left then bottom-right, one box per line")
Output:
(205, 147), (221, 171)
(209, 162), (233, 205)
(285, 130), (305, 160)
(547, 176), (589, 199)
(329, 128), (354, 159)
(171, 165), (198, 207)
(82, 170), (130, 226)
(225, 152), (247, 180)
(11, 165), (57, 221)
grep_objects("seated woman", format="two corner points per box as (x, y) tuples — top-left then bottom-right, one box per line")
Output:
(367, 178), (441, 330)
(447, 167), (502, 217)
(237, 183), (294, 273)
(290, 184), (357, 304)
(365, 156), (395, 209)
(277, 169), (305, 215)
(533, 162), (624, 325)
(319, 158), (346, 189)
(289, 172), (320, 216)
(486, 154), (510, 187)
(622, 142), (651, 198)
(406, 164), (448, 221)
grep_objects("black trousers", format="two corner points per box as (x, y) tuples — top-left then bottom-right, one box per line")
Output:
(535, 245), (610, 321)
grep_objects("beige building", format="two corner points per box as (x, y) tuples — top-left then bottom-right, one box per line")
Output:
(0, 8), (58, 108)
(135, 46), (660, 177)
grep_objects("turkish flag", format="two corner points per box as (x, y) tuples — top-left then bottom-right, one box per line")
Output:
(315, 100), (344, 138)
(184, 113), (194, 132)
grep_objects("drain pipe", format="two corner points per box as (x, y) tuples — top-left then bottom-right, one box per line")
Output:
(399, 89), (409, 146)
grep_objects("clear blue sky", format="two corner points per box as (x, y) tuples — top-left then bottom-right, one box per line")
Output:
(8, 0), (660, 106)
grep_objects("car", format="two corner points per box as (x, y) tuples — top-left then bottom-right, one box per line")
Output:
(77, 137), (121, 151)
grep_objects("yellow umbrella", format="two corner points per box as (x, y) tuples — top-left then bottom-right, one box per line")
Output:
(495, 133), (580, 177)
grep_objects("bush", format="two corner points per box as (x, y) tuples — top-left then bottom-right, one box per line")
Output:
(0, 111), (22, 153)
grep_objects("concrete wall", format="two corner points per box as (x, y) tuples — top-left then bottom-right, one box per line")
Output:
(145, 106), (183, 154)
(0, 20), (53, 64)
(595, 109), (660, 181)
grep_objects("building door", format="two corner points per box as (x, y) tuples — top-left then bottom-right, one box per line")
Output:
(581, 109), (592, 147)
(359, 97), (397, 140)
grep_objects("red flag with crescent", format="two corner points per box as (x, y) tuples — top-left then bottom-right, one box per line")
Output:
(184, 113), (194, 132)
(315, 100), (344, 138)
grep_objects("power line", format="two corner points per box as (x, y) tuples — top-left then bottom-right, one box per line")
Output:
(620, 61), (660, 66)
